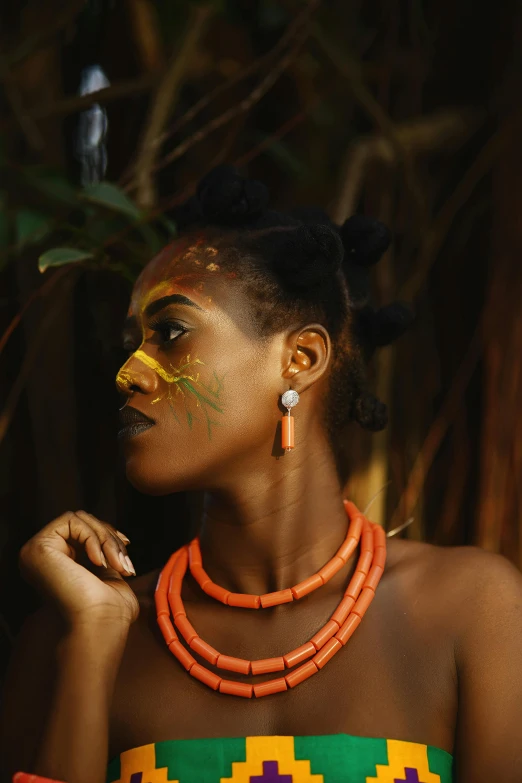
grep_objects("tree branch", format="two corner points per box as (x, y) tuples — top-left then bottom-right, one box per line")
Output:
(133, 4), (215, 209)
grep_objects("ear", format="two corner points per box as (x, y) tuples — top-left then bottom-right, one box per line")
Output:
(281, 323), (331, 390)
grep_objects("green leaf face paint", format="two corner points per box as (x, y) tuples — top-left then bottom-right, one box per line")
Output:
(117, 351), (225, 440)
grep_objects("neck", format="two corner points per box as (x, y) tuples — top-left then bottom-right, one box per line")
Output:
(197, 438), (352, 596)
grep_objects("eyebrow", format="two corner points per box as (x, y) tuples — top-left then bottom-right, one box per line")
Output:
(123, 293), (204, 330)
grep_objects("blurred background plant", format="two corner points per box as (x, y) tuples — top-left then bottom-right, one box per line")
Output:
(1, 0), (521, 677)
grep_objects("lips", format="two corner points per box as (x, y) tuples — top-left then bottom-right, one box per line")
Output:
(118, 406), (155, 440)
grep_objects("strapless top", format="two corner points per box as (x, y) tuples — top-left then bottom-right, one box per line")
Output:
(106, 733), (453, 782)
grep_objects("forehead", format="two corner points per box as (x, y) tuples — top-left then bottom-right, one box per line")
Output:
(129, 234), (227, 316)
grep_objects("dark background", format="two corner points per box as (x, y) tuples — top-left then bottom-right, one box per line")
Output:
(1, 0), (521, 679)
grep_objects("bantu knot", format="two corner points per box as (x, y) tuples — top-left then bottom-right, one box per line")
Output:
(355, 302), (415, 356)
(196, 164), (269, 225)
(264, 223), (344, 289)
(340, 215), (391, 268)
(352, 390), (388, 431)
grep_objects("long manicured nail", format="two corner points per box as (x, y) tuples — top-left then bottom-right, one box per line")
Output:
(116, 530), (131, 544)
(125, 555), (136, 576)
(118, 551), (131, 573)
(101, 552), (108, 568)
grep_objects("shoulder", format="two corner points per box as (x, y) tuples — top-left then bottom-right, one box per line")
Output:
(385, 536), (522, 633)
(130, 567), (162, 610)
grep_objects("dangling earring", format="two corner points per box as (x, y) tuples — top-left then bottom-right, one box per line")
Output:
(281, 389), (299, 452)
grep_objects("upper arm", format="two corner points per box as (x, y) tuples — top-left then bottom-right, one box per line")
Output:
(454, 548), (522, 783)
(0, 604), (65, 782)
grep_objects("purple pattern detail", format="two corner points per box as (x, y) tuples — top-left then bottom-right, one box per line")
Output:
(249, 760), (293, 782)
(129, 774), (143, 783)
(394, 769), (424, 783)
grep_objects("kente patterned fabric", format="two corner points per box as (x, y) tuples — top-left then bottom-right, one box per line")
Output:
(106, 734), (453, 783)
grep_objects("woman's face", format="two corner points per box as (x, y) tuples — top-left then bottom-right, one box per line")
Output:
(116, 236), (290, 495)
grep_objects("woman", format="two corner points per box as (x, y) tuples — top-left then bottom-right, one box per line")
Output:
(1, 166), (522, 783)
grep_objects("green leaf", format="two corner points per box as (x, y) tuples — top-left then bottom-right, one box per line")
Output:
(16, 209), (52, 248)
(81, 182), (142, 220)
(23, 166), (77, 205)
(38, 247), (94, 273)
(158, 215), (178, 237)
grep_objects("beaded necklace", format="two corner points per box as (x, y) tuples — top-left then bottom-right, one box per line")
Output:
(155, 499), (386, 698)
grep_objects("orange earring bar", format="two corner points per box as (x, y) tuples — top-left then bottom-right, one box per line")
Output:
(281, 389), (299, 451)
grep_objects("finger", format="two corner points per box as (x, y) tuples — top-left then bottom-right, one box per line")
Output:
(75, 512), (133, 567)
(44, 512), (109, 570)
(73, 512), (135, 575)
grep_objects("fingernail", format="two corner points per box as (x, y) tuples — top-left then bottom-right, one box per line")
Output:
(118, 551), (130, 573)
(101, 552), (108, 568)
(125, 555), (136, 576)
(116, 530), (131, 544)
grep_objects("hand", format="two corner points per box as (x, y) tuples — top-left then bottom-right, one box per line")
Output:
(19, 511), (140, 628)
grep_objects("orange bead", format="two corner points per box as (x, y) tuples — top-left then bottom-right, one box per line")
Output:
(331, 595), (355, 626)
(283, 642), (316, 668)
(155, 590), (169, 616)
(260, 588), (294, 608)
(254, 677), (288, 698)
(168, 640), (196, 671)
(373, 546), (387, 569)
(337, 536), (359, 563)
(281, 414), (294, 449)
(345, 570), (366, 599)
(335, 613), (361, 646)
(175, 615), (198, 644)
(216, 654), (251, 675)
(313, 638), (342, 669)
(203, 581), (230, 604)
(190, 663), (221, 691)
(188, 538), (202, 567)
(156, 550), (181, 591)
(285, 660), (319, 688)
(373, 523), (387, 548)
(291, 574), (323, 600)
(361, 529), (374, 553)
(357, 551), (373, 574)
(364, 564), (384, 592)
(219, 679), (253, 698)
(352, 586), (375, 619)
(251, 657), (285, 676)
(311, 619), (340, 650)
(318, 555), (345, 584)
(190, 564), (211, 589)
(168, 593), (186, 618)
(157, 614), (177, 645)
(172, 548), (188, 577)
(190, 636), (219, 665)
(227, 593), (261, 609)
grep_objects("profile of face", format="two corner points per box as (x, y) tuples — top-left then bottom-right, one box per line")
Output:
(116, 235), (329, 496)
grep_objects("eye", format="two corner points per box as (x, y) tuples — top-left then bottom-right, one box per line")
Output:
(149, 316), (188, 346)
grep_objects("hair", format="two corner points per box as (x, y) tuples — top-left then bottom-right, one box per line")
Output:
(173, 165), (414, 482)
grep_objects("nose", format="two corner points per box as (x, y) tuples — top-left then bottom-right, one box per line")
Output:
(115, 353), (159, 398)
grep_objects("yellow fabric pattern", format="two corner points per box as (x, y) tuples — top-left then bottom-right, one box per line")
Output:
(112, 743), (179, 783)
(221, 736), (324, 782)
(366, 739), (441, 782)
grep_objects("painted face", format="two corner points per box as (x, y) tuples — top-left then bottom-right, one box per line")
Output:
(116, 236), (285, 495)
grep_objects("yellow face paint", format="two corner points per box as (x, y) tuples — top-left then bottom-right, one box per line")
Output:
(116, 351), (225, 440)
(133, 349), (204, 384)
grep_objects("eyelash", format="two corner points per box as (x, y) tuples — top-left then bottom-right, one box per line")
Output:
(149, 316), (188, 347)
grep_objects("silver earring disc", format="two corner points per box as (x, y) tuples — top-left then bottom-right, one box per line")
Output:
(282, 389), (299, 409)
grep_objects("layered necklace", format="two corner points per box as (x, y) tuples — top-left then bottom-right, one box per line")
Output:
(155, 499), (386, 698)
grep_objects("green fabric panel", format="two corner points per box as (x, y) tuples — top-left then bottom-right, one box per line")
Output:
(155, 736), (246, 783)
(427, 744), (454, 782)
(295, 733), (389, 782)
